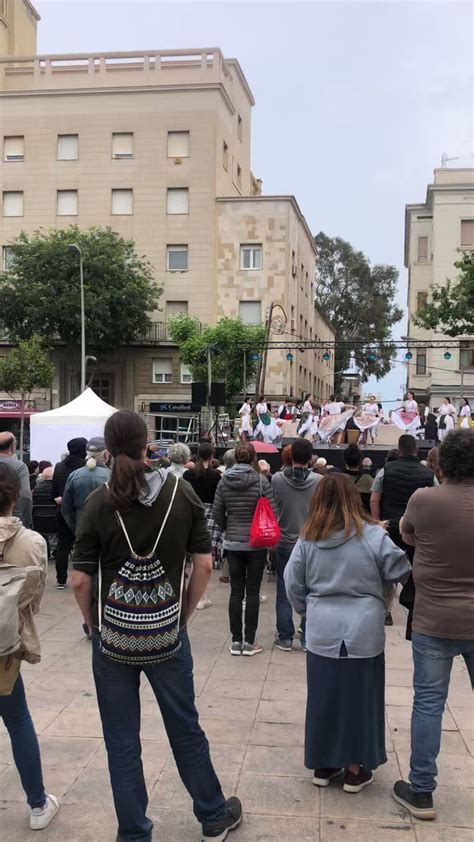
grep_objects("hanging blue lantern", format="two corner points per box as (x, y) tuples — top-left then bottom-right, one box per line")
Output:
(322, 351), (331, 362)
(367, 352), (378, 362)
(286, 352), (294, 363)
(444, 351), (452, 361)
(405, 351), (413, 361)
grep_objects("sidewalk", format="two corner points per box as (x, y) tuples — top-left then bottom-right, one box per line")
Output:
(1, 568), (473, 841)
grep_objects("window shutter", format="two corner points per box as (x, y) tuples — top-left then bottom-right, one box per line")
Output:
(111, 189), (133, 215)
(4, 136), (24, 161)
(167, 132), (190, 157)
(239, 301), (262, 325)
(461, 220), (474, 248)
(112, 133), (133, 158)
(167, 188), (189, 214)
(166, 301), (188, 319)
(3, 192), (23, 216)
(57, 190), (78, 216)
(417, 236), (428, 261)
(57, 135), (79, 160)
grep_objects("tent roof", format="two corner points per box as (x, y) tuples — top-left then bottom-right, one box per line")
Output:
(31, 388), (117, 425)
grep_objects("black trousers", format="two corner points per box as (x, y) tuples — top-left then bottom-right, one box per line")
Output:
(55, 511), (75, 584)
(227, 550), (266, 645)
(388, 523), (415, 640)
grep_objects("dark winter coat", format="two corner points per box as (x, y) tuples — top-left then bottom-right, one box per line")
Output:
(212, 463), (276, 551)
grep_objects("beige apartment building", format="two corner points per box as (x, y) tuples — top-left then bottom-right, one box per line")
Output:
(0, 1), (334, 426)
(405, 168), (474, 409)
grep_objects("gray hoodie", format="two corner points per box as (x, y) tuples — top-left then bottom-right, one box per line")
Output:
(284, 524), (410, 658)
(272, 467), (321, 549)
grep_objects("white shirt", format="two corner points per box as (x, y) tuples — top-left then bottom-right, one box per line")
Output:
(439, 403), (457, 416)
(239, 402), (251, 416)
(460, 404), (471, 417)
(303, 400), (313, 414)
(256, 402), (268, 416)
(363, 403), (379, 415)
(326, 401), (345, 415)
(405, 399), (418, 414)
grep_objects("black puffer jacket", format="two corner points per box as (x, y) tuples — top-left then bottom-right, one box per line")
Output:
(212, 464), (276, 551)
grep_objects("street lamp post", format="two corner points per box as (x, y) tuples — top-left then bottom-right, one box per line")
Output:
(68, 243), (86, 393)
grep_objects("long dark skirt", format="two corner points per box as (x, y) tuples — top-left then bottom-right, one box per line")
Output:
(305, 650), (387, 771)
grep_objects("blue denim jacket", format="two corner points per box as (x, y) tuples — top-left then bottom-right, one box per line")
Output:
(62, 464), (111, 533)
(284, 524), (410, 659)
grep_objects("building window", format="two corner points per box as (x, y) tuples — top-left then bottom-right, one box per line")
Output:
(167, 245), (188, 271)
(416, 291), (428, 312)
(417, 236), (428, 262)
(460, 341), (474, 370)
(152, 358), (173, 384)
(112, 133), (133, 159)
(3, 191), (23, 217)
(167, 188), (189, 214)
(167, 131), (190, 158)
(166, 301), (188, 321)
(57, 134), (79, 161)
(239, 301), (262, 325)
(240, 244), (262, 270)
(461, 219), (474, 249)
(57, 190), (78, 216)
(416, 350), (426, 376)
(236, 164), (242, 189)
(2, 246), (15, 271)
(3, 136), (24, 161)
(181, 363), (193, 384)
(223, 140), (229, 171)
(237, 114), (243, 141)
(291, 250), (297, 277)
(111, 188), (133, 215)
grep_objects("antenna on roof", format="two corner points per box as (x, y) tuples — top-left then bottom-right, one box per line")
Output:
(441, 152), (460, 168)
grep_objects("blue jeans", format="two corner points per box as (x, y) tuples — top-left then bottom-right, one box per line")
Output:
(276, 546), (295, 641)
(0, 674), (46, 808)
(92, 627), (226, 841)
(410, 632), (474, 794)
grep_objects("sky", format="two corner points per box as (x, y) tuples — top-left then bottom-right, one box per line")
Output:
(35, 0), (473, 403)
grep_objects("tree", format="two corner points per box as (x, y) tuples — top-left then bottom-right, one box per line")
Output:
(314, 232), (403, 387)
(0, 226), (161, 390)
(0, 337), (55, 459)
(414, 251), (474, 336)
(168, 315), (266, 407)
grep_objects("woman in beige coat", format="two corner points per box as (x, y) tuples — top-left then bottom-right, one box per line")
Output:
(0, 462), (59, 830)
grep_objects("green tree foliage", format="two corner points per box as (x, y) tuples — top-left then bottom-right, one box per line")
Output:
(0, 226), (161, 357)
(315, 232), (403, 386)
(168, 315), (266, 405)
(0, 337), (55, 458)
(414, 251), (474, 336)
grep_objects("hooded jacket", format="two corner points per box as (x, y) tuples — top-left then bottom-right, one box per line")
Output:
(284, 523), (410, 658)
(0, 517), (47, 664)
(271, 467), (321, 548)
(61, 463), (111, 533)
(212, 464), (276, 551)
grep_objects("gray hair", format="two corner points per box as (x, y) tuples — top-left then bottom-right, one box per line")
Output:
(169, 442), (191, 465)
(223, 448), (236, 469)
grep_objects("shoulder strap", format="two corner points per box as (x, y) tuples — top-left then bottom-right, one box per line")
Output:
(151, 474), (179, 554)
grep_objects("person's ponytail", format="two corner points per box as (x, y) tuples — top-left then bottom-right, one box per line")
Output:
(108, 453), (147, 510)
(104, 410), (149, 511)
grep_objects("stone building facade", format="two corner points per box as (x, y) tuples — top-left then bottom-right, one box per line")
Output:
(0, 1), (334, 420)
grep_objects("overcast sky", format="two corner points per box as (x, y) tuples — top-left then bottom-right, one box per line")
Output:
(36, 0), (473, 402)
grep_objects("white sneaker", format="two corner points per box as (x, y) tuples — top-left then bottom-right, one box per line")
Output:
(196, 597), (212, 610)
(30, 794), (59, 830)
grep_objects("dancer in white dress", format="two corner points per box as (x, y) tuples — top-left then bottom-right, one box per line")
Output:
(238, 397), (253, 441)
(458, 398), (473, 429)
(391, 391), (421, 437)
(437, 397), (457, 442)
(255, 395), (281, 443)
(302, 394), (314, 415)
(360, 395), (380, 445)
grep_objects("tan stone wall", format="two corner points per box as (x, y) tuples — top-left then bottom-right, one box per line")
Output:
(0, 1), (38, 59)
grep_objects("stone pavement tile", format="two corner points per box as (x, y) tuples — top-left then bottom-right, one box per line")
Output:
(386, 705), (457, 731)
(242, 744), (310, 777)
(398, 752), (474, 788)
(32, 734), (101, 768)
(197, 693), (260, 721)
(146, 807), (202, 842)
(236, 772), (319, 817)
(0, 802), (119, 842)
(210, 656), (272, 679)
(320, 818), (415, 840)
(321, 782), (411, 823)
(447, 688), (474, 708)
(235, 813), (319, 841)
(60, 691), (100, 712)
(140, 715), (170, 741)
(416, 785), (474, 827)
(0, 763), (82, 802)
(265, 661), (306, 682)
(373, 753), (401, 783)
(45, 650), (94, 674)
(64, 767), (116, 806)
(42, 709), (104, 739)
(250, 721), (304, 747)
(30, 708), (59, 734)
(201, 677), (264, 700)
(386, 669), (414, 687)
(385, 686), (415, 706)
(28, 669), (96, 695)
(256, 698), (306, 725)
(391, 728), (469, 755)
(262, 679), (308, 702)
(197, 716), (254, 745)
(270, 646), (307, 664)
(416, 825), (474, 841)
(449, 707), (474, 730)
(151, 768), (238, 811)
(18, 685), (80, 713)
(460, 730), (474, 755)
(164, 743), (246, 778)
(21, 653), (65, 673)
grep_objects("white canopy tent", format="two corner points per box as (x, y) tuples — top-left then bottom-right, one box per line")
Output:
(30, 388), (118, 464)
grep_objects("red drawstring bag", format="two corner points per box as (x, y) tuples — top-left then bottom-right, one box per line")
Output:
(249, 477), (281, 549)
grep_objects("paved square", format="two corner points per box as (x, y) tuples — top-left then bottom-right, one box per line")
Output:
(1, 567), (473, 840)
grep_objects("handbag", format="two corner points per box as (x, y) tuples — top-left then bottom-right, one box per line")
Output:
(249, 476), (281, 549)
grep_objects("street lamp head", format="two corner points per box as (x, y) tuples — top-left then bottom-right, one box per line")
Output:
(68, 243), (82, 256)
